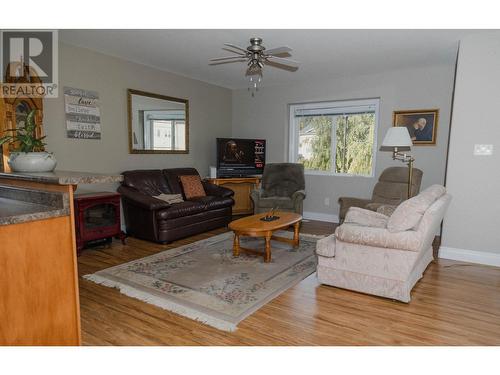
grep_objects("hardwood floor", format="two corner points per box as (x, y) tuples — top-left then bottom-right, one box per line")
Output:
(77, 220), (500, 345)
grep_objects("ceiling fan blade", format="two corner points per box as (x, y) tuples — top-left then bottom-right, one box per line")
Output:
(210, 56), (247, 62)
(266, 56), (300, 68)
(267, 52), (291, 58)
(222, 47), (247, 56)
(265, 46), (292, 56)
(264, 59), (299, 72)
(209, 59), (247, 66)
(224, 43), (248, 54)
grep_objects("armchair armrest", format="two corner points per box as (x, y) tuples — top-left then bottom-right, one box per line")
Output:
(344, 207), (388, 228)
(202, 181), (234, 198)
(316, 233), (336, 258)
(250, 188), (263, 202)
(117, 186), (171, 211)
(291, 189), (306, 201)
(335, 223), (421, 252)
(338, 197), (372, 221)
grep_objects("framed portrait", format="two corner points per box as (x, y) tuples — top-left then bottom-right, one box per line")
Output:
(392, 109), (439, 145)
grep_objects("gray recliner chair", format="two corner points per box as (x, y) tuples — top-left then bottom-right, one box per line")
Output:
(250, 163), (306, 214)
(338, 166), (423, 222)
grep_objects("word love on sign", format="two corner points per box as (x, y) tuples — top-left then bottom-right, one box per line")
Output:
(64, 87), (101, 139)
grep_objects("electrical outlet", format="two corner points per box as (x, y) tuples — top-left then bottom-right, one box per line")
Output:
(324, 197), (330, 206)
(473, 144), (494, 156)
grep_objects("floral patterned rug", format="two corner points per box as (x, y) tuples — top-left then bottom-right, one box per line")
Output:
(84, 231), (320, 331)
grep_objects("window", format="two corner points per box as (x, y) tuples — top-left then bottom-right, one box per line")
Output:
(289, 98), (379, 177)
(143, 111), (186, 150)
(151, 120), (186, 150)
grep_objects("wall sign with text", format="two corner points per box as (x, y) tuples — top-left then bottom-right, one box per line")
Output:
(64, 87), (101, 139)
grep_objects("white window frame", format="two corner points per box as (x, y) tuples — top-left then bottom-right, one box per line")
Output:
(143, 110), (186, 150)
(288, 98), (379, 177)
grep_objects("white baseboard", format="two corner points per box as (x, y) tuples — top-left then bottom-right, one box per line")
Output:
(303, 211), (339, 223)
(439, 246), (500, 267)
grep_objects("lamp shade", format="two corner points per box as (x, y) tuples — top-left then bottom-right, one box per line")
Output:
(381, 127), (413, 148)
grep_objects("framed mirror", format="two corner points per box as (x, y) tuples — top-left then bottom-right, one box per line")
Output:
(15, 101), (31, 129)
(127, 89), (189, 154)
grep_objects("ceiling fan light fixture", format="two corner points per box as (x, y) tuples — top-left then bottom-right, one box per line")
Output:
(211, 37), (299, 97)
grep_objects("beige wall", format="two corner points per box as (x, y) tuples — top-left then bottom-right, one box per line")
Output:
(43, 43), (455, 221)
(43, 43), (232, 191)
(41, 36), (499, 264)
(442, 33), (500, 256)
(232, 64), (455, 218)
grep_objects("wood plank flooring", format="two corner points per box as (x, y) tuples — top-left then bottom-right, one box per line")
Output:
(77, 220), (500, 345)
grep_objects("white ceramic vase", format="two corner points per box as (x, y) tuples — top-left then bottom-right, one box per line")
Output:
(8, 152), (57, 173)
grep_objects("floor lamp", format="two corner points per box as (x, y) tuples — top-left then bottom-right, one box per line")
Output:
(381, 127), (415, 199)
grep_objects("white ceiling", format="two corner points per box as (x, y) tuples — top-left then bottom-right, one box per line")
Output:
(60, 30), (477, 89)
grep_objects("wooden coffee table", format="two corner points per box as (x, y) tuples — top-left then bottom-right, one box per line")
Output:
(228, 212), (302, 263)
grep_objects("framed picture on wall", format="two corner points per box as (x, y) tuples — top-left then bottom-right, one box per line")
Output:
(392, 109), (439, 145)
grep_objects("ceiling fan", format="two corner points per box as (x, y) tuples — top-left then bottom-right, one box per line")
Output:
(209, 37), (299, 96)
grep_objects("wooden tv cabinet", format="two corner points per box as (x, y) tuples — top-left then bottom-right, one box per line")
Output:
(206, 176), (260, 215)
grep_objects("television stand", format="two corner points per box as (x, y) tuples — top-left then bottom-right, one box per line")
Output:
(218, 174), (252, 179)
(205, 176), (261, 215)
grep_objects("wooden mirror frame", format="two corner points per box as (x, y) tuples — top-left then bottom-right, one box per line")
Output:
(127, 89), (189, 154)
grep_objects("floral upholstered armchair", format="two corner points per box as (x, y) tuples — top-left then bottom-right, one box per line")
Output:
(316, 185), (451, 303)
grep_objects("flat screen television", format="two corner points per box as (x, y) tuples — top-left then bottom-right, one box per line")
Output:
(216, 138), (266, 177)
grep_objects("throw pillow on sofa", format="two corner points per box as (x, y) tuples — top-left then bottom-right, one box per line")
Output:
(179, 175), (206, 199)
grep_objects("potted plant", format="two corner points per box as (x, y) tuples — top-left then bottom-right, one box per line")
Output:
(0, 109), (57, 172)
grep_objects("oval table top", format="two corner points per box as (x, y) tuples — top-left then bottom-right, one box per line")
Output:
(229, 212), (302, 233)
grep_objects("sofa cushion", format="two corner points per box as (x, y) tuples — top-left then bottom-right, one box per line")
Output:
(189, 196), (234, 210)
(344, 207), (388, 228)
(387, 184), (446, 233)
(162, 168), (200, 194)
(255, 196), (295, 209)
(336, 223), (421, 252)
(179, 175), (206, 199)
(122, 170), (171, 196)
(156, 201), (206, 220)
(158, 206), (232, 230)
(154, 193), (184, 204)
(364, 202), (386, 212)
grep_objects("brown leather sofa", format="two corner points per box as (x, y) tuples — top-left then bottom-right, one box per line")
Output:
(118, 168), (234, 244)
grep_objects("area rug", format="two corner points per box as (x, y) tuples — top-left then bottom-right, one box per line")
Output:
(84, 231), (320, 331)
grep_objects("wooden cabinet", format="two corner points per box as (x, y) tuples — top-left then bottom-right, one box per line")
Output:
(0, 179), (81, 345)
(206, 177), (261, 215)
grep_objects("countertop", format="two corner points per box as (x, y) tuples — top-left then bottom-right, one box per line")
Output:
(0, 170), (120, 226)
(0, 196), (69, 226)
(0, 170), (123, 185)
